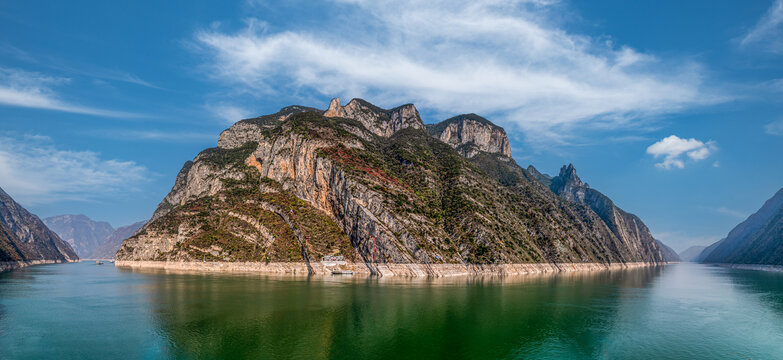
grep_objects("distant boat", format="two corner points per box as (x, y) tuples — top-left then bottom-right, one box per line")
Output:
(331, 270), (353, 275)
(95, 261), (104, 265)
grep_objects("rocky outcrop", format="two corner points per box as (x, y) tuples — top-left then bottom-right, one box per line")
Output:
(117, 98), (666, 275)
(324, 98), (424, 137)
(426, 114), (512, 158)
(43, 214), (114, 257)
(0, 187), (77, 268)
(701, 187), (783, 265)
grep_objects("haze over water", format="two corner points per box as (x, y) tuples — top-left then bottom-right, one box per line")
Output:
(1, 263), (783, 359)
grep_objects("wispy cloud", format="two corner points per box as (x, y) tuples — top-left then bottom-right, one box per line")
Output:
(765, 119), (783, 135)
(0, 134), (150, 205)
(81, 129), (215, 142)
(740, 0), (783, 52)
(195, 0), (721, 144)
(205, 103), (254, 124)
(646, 135), (717, 169)
(0, 67), (143, 118)
(713, 206), (748, 219)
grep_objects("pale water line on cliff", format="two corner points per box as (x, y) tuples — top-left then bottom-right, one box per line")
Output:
(114, 260), (664, 277)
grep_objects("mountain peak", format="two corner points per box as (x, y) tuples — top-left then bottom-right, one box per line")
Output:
(322, 97), (423, 137)
(426, 113), (512, 158)
(558, 164), (582, 187)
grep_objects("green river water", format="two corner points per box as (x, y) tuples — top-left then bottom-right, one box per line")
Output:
(1, 262), (783, 359)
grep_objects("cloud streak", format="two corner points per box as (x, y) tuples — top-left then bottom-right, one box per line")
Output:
(196, 0), (720, 143)
(0, 67), (142, 118)
(646, 135), (717, 169)
(740, 0), (783, 52)
(765, 119), (783, 135)
(0, 134), (150, 205)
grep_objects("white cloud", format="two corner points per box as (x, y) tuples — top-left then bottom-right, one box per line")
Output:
(195, 0), (720, 143)
(0, 67), (141, 118)
(740, 0), (783, 52)
(205, 103), (254, 124)
(765, 119), (783, 135)
(0, 134), (149, 205)
(646, 135), (717, 169)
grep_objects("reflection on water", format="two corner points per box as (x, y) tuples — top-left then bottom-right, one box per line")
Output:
(146, 267), (661, 359)
(2, 263), (783, 359)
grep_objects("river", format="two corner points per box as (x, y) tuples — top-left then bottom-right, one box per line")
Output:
(1, 262), (782, 359)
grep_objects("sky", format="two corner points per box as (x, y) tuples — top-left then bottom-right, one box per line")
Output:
(0, 0), (781, 252)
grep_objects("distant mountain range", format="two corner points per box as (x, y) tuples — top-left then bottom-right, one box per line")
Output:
(44, 215), (145, 259)
(0, 187), (77, 270)
(698, 188), (783, 265)
(116, 98), (673, 270)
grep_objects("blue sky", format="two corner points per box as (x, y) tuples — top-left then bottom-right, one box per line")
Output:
(1, 0), (781, 252)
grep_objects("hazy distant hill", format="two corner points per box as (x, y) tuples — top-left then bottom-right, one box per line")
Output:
(701, 188), (783, 265)
(679, 245), (706, 262)
(0, 187), (77, 269)
(44, 215), (114, 258)
(44, 215), (145, 259)
(91, 221), (146, 259)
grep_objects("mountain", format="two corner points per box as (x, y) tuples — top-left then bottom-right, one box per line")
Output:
(117, 98), (665, 271)
(655, 240), (681, 262)
(701, 188), (783, 265)
(0, 187), (77, 270)
(91, 221), (146, 260)
(679, 245), (706, 262)
(528, 164), (667, 263)
(43, 215), (114, 258)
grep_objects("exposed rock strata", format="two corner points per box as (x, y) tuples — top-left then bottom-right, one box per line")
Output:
(426, 114), (512, 158)
(117, 98), (665, 275)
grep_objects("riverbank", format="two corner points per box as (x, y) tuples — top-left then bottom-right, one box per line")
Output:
(0, 259), (71, 273)
(718, 263), (783, 272)
(114, 260), (661, 277)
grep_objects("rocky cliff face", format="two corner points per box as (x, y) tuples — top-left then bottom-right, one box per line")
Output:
(529, 164), (666, 263)
(426, 114), (512, 158)
(118, 98), (664, 268)
(43, 214), (114, 257)
(655, 240), (681, 262)
(0, 187), (77, 264)
(701, 187), (783, 265)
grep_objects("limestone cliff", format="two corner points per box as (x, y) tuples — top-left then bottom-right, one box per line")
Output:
(426, 114), (512, 158)
(0, 187), (77, 266)
(117, 98), (664, 269)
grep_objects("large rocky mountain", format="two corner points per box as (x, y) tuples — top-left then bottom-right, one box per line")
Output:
(0, 187), (77, 265)
(44, 215), (145, 259)
(117, 98), (666, 267)
(44, 214), (114, 258)
(701, 188), (783, 265)
(679, 245), (706, 262)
